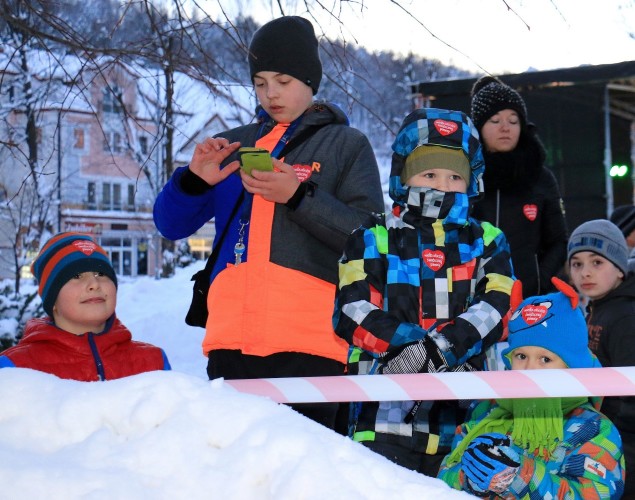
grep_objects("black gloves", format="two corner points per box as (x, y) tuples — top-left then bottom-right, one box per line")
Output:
(381, 336), (449, 375)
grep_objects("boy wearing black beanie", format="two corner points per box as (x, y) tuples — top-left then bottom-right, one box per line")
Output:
(248, 16), (322, 95)
(154, 16), (384, 432)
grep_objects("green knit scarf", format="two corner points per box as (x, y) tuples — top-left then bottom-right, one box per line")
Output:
(446, 397), (586, 466)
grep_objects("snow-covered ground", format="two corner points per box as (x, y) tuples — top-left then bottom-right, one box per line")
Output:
(0, 263), (472, 499)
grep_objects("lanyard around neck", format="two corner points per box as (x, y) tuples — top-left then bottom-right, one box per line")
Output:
(257, 116), (303, 159)
(234, 116), (303, 265)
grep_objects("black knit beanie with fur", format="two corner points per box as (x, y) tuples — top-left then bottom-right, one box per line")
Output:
(470, 76), (528, 131)
(248, 16), (322, 95)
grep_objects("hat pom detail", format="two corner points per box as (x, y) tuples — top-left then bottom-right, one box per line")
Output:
(471, 75), (502, 98)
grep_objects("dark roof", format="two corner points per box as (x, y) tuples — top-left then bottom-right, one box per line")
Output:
(411, 60), (635, 121)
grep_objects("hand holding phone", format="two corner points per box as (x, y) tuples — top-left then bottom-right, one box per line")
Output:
(239, 147), (273, 175)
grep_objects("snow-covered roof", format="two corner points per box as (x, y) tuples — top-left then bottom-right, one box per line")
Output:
(135, 69), (256, 161)
(0, 46), (257, 161)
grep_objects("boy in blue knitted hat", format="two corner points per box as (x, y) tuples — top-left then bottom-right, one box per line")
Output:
(0, 232), (170, 381)
(438, 278), (624, 498)
(333, 108), (514, 475)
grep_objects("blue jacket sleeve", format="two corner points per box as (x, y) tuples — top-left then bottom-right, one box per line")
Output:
(153, 166), (217, 240)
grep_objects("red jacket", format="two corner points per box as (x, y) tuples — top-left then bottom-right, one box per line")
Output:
(0, 316), (169, 381)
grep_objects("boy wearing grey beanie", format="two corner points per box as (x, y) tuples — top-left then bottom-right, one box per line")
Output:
(567, 218), (635, 497)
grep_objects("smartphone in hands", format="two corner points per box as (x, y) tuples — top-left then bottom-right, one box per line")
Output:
(239, 147), (273, 175)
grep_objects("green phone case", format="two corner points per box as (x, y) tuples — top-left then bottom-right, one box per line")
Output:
(239, 147), (273, 175)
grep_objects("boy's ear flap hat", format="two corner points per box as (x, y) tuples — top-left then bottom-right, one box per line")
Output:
(390, 108), (485, 200)
(567, 219), (628, 276)
(610, 205), (635, 239)
(502, 277), (596, 369)
(31, 232), (117, 317)
(470, 75), (528, 131)
(248, 16), (322, 95)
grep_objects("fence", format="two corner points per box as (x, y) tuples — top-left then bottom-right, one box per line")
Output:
(226, 367), (635, 403)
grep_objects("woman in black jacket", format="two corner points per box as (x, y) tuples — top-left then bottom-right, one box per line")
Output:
(470, 76), (568, 296)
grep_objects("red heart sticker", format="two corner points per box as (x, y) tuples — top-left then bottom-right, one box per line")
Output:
(521, 305), (547, 325)
(523, 204), (538, 221)
(72, 240), (97, 255)
(433, 119), (458, 136)
(423, 249), (445, 271)
(293, 164), (313, 182)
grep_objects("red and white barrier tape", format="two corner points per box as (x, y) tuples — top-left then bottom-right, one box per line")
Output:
(225, 367), (635, 404)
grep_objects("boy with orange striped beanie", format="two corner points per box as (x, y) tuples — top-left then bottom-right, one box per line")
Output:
(0, 232), (170, 381)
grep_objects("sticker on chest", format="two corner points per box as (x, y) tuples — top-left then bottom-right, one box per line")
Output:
(292, 164), (313, 182)
(523, 204), (538, 221)
(422, 249), (445, 271)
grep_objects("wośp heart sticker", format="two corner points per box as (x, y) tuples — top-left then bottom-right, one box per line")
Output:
(423, 249), (445, 271)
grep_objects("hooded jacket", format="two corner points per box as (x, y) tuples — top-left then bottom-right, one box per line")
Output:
(0, 316), (170, 381)
(154, 102), (384, 362)
(438, 399), (624, 498)
(333, 108), (514, 455)
(154, 102), (384, 287)
(471, 127), (568, 297)
(586, 272), (635, 489)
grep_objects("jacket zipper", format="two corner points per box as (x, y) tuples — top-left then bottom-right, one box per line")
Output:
(87, 333), (106, 381)
(495, 189), (500, 227)
(534, 254), (541, 294)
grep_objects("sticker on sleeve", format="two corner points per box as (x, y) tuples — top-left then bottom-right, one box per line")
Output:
(584, 457), (607, 479)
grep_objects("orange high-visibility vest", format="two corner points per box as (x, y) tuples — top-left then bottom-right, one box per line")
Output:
(202, 125), (348, 362)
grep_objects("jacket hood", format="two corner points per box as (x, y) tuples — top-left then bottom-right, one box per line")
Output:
(390, 108), (485, 205)
(255, 100), (349, 129)
(594, 272), (635, 306)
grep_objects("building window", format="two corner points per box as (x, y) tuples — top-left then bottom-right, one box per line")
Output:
(113, 132), (122, 153)
(113, 183), (121, 210)
(102, 85), (122, 114)
(102, 182), (111, 209)
(139, 136), (148, 155)
(101, 182), (123, 211)
(87, 182), (96, 209)
(127, 184), (135, 211)
(102, 131), (123, 154)
(73, 128), (85, 149)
